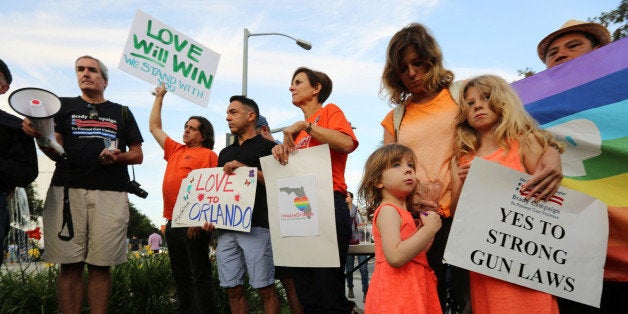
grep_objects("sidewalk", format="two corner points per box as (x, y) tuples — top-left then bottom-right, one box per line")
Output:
(1, 261), (49, 274)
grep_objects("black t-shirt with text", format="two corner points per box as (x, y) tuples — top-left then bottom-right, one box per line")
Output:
(51, 96), (143, 191)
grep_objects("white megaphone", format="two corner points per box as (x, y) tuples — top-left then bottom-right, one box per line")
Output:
(9, 87), (65, 156)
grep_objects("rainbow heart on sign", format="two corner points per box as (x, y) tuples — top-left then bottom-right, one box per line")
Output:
(294, 196), (309, 212)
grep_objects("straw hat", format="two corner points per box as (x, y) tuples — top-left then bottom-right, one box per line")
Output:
(537, 20), (611, 62)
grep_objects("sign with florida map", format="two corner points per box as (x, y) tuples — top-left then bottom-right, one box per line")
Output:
(260, 144), (339, 267)
(277, 175), (320, 237)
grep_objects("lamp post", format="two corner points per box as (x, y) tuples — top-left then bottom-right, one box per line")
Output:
(242, 28), (312, 96)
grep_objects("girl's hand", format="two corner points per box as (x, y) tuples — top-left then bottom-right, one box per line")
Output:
(419, 211), (442, 234)
(202, 222), (215, 232)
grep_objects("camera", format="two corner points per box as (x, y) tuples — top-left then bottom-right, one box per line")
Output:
(127, 180), (148, 199)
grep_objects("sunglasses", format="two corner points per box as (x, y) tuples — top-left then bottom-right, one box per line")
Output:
(86, 103), (98, 119)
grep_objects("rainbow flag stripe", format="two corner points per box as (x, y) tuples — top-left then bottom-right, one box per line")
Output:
(512, 38), (628, 281)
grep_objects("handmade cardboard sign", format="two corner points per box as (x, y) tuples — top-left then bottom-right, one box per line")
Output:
(444, 158), (608, 307)
(118, 10), (220, 107)
(260, 144), (339, 267)
(171, 167), (257, 232)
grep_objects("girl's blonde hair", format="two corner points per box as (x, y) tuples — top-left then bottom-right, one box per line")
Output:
(454, 75), (563, 162)
(380, 23), (454, 106)
(358, 144), (417, 218)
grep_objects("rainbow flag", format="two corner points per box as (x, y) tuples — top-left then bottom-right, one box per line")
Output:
(512, 38), (628, 281)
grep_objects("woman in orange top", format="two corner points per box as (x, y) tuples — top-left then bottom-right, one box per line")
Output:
(272, 66), (358, 313)
(451, 75), (564, 314)
(379, 23), (564, 312)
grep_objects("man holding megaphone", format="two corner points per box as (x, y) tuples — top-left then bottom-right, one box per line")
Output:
(22, 55), (144, 314)
(0, 58), (39, 266)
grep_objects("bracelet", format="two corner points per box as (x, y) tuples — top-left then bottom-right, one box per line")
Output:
(305, 122), (312, 134)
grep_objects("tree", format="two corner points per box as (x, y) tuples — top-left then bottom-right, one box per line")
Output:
(517, 67), (536, 78)
(589, 0), (628, 41)
(25, 182), (44, 217)
(127, 202), (158, 241)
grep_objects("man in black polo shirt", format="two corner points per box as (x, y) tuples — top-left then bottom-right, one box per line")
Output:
(216, 95), (280, 313)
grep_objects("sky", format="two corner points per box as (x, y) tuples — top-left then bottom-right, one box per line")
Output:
(0, 0), (620, 227)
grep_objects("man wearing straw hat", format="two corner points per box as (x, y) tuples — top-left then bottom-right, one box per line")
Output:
(537, 20), (627, 313)
(537, 19), (611, 69)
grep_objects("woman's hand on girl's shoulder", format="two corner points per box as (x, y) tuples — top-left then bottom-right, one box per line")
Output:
(458, 162), (471, 182)
(521, 134), (563, 201)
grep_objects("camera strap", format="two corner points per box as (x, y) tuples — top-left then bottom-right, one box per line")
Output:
(121, 105), (138, 188)
(58, 156), (74, 241)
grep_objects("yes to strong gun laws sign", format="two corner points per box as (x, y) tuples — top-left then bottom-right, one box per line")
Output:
(444, 158), (607, 307)
(171, 167), (257, 232)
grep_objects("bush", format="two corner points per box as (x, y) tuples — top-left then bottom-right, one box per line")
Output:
(0, 263), (58, 313)
(109, 253), (177, 313)
(1, 253), (289, 313)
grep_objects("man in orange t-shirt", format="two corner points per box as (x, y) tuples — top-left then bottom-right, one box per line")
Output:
(149, 83), (219, 312)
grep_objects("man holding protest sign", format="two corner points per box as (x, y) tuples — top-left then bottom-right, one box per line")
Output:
(214, 96), (280, 313)
(536, 20), (628, 313)
(22, 55), (144, 314)
(149, 83), (218, 313)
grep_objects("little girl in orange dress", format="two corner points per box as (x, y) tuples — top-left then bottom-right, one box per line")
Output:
(358, 143), (442, 313)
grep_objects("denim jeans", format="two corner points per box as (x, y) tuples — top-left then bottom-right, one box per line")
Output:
(293, 191), (354, 313)
(165, 221), (215, 313)
(345, 254), (369, 293)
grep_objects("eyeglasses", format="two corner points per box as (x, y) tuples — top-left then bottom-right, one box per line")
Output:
(86, 104), (98, 119)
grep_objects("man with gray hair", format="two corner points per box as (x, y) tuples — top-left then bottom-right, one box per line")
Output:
(23, 55), (144, 314)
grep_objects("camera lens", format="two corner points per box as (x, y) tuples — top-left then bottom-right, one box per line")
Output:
(127, 180), (148, 199)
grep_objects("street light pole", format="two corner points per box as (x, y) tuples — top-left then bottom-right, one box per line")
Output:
(242, 28), (312, 96)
